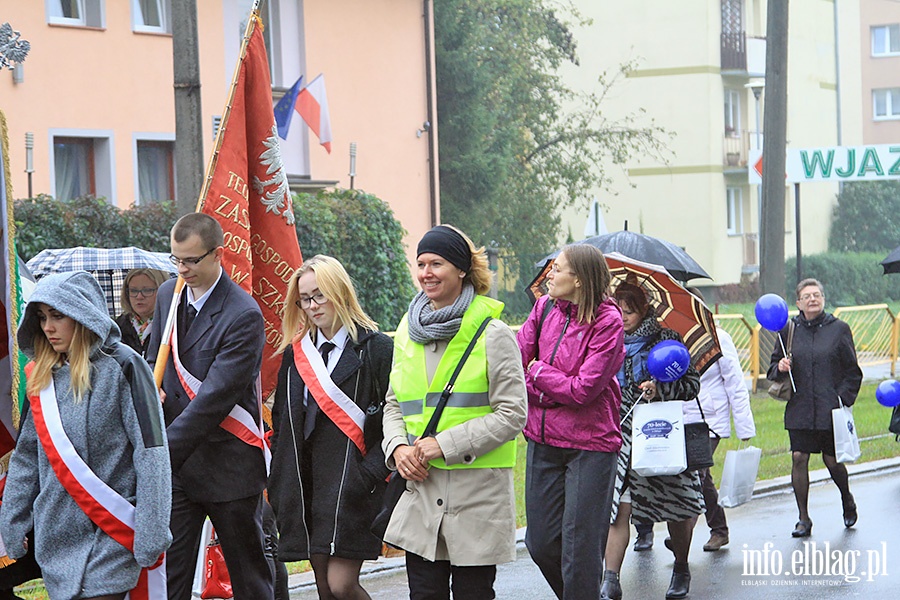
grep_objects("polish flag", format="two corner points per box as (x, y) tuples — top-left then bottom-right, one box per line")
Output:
(295, 74), (333, 154)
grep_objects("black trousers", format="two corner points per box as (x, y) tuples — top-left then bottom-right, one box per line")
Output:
(166, 486), (274, 600)
(700, 437), (728, 536)
(524, 442), (618, 600)
(405, 552), (497, 600)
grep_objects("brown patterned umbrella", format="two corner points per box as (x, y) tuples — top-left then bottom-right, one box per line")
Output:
(527, 252), (722, 373)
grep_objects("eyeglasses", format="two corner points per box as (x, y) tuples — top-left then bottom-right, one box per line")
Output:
(169, 248), (215, 267)
(799, 292), (823, 301)
(128, 287), (158, 298)
(296, 293), (328, 308)
(550, 264), (572, 275)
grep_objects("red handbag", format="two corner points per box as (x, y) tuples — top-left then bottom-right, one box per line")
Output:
(201, 528), (233, 600)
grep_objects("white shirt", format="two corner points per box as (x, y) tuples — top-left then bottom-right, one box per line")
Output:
(304, 326), (349, 406)
(683, 327), (756, 439)
(185, 267), (224, 314)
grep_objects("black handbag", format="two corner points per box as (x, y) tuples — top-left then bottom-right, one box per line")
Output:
(684, 399), (714, 472)
(768, 321), (795, 401)
(890, 405), (900, 441)
(370, 316), (493, 540)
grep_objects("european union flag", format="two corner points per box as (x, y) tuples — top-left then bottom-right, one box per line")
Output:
(274, 76), (303, 139)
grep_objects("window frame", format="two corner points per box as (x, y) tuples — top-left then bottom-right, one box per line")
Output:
(872, 24), (900, 57)
(873, 88), (900, 120)
(132, 0), (171, 34)
(134, 134), (176, 205)
(47, 0), (105, 28)
(726, 187), (743, 236)
(49, 129), (115, 203)
(724, 89), (741, 137)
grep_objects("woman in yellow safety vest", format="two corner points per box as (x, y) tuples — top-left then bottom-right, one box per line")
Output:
(382, 225), (527, 599)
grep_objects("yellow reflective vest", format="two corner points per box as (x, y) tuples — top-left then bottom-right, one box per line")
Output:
(391, 295), (516, 469)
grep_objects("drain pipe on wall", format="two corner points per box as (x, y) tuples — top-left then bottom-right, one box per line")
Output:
(423, 0), (439, 227)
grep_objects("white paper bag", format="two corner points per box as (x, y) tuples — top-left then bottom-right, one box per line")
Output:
(632, 401), (686, 476)
(832, 403), (861, 463)
(718, 446), (761, 508)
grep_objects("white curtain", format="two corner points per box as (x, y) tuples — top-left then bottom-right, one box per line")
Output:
(54, 139), (91, 201)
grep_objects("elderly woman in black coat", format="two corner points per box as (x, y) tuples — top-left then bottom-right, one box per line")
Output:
(268, 255), (391, 600)
(768, 278), (862, 538)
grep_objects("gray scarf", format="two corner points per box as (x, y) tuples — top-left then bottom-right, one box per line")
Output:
(407, 284), (475, 344)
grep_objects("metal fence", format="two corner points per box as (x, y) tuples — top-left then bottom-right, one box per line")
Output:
(716, 304), (898, 392)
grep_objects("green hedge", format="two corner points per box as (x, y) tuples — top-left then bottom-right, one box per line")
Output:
(785, 252), (900, 306)
(15, 191), (415, 331)
(14, 195), (176, 261)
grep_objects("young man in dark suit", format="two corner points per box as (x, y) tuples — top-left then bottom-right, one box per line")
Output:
(148, 213), (273, 600)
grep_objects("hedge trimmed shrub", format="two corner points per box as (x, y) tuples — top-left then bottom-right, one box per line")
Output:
(15, 191), (415, 331)
(785, 252), (900, 306)
(292, 189), (415, 330)
(14, 195), (177, 261)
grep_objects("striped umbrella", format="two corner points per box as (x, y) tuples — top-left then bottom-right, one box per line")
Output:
(527, 252), (721, 373)
(26, 247), (176, 316)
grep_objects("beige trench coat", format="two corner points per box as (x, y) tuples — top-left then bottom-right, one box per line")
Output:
(382, 319), (527, 566)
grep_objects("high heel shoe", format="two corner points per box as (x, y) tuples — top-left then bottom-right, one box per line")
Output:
(791, 519), (813, 538)
(600, 569), (622, 600)
(842, 495), (858, 528)
(665, 564), (691, 599)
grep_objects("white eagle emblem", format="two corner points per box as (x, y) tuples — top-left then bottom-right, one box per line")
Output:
(252, 125), (295, 225)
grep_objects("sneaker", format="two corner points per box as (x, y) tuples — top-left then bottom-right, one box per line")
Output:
(703, 533), (729, 551)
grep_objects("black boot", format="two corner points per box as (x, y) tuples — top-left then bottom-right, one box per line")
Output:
(633, 529), (654, 551)
(600, 569), (623, 600)
(842, 494), (858, 528)
(665, 562), (691, 599)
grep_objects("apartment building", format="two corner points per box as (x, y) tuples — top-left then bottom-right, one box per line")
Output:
(560, 0), (861, 288)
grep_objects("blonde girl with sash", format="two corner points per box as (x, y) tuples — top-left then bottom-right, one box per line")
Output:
(0, 271), (171, 600)
(267, 255), (392, 600)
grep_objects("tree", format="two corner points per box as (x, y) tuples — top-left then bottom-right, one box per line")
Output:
(434, 0), (667, 302)
(829, 181), (900, 253)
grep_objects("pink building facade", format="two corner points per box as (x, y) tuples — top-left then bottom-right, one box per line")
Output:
(1, 0), (437, 264)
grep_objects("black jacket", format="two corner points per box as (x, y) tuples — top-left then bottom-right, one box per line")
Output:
(767, 312), (862, 430)
(115, 313), (152, 358)
(267, 328), (392, 561)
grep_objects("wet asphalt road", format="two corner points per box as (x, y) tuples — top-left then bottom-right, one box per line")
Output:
(289, 467), (900, 599)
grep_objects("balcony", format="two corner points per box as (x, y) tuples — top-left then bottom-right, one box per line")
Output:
(721, 32), (766, 76)
(723, 130), (749, 170)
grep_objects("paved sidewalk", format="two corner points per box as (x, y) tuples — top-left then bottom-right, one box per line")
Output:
(286, 454), (900, 592)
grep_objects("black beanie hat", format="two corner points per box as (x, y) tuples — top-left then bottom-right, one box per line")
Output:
(417, 225), (471, 272)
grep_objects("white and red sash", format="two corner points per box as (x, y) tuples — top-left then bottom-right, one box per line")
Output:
(28, 374), (165, 599)
(292, 335), (367, 455)
(169, 290), (271, 470)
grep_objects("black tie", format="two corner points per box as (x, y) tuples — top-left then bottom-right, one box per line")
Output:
(185, 303), (198, 332)
(304, 341), (336, 439)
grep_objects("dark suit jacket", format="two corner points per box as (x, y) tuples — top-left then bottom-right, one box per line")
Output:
(147, 272), (266, 502)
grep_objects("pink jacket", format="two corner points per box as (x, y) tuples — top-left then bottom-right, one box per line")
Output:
(516, 295), (625, 452)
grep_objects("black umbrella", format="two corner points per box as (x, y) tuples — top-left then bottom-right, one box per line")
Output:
(537, 230), (711, 282)
(881, 246), (900, 274)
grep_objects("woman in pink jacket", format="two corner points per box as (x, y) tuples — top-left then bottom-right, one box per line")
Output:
(516, 244), (625, 600)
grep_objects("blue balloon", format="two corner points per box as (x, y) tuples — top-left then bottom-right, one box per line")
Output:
(876, 380), (900, 407)
(647, 340), (692, 383)
(755, 294), (789, 332)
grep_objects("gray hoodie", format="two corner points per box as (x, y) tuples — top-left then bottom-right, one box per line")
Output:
(0, 271), (172, 599)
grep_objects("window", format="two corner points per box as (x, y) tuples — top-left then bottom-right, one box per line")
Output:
(726, 187), (743, 235)
(137, 141), (174, 204)
(53, 137), (95, 200)
(238, 0), (277, 83)
(872, 25), (900, 56)
(874, 88), (900, 119)
(133, 0), (171, 34)
(47, 0), (104, 27)
(724, 89), (741, 136)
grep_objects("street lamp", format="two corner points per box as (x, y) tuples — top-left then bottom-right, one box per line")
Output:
(745, 79), (765, 246)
